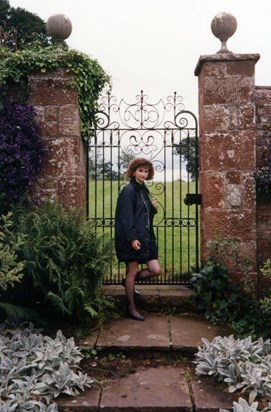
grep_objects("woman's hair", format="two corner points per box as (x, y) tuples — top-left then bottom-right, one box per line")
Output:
(127, 157), (155, 180)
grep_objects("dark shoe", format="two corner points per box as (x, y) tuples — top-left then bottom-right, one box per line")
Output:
(121, 278), (140, 296)
(128, 311), (145, 321)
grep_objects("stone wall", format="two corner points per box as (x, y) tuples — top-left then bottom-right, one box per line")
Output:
(27, 68), (87, 215)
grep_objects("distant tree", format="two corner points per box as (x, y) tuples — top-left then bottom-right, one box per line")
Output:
(0, 0), (50, 51)
(88, 149), (135, 181)
(119, 149), (134, 172)
(0, 0), (9, 22)
(174, 136), (199, 180)
(89, 151), (118, 181)
(119, 149), (135, 180)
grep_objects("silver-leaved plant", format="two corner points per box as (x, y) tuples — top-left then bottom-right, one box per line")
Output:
(0, 322), (94, 411)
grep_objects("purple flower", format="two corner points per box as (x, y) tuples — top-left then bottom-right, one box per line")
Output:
(0, 100), (46, 209)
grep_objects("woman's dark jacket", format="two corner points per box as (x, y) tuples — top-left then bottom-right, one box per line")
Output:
(115, 177), (158, 262)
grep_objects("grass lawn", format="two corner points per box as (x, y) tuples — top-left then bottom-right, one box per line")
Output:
(88, 180), (200, 284)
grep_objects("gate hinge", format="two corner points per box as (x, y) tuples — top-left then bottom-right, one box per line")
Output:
(184, 193), (201, 206)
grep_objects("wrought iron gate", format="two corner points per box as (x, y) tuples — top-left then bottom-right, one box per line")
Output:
(88, 91), (200, 285)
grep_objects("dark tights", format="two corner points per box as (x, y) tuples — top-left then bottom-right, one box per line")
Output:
(125, 260), (161, 317)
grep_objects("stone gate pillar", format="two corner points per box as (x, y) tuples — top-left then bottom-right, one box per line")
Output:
(28, 68), (87, 215)
(28, 14), (87, 215)
(194, 13), (260, 286)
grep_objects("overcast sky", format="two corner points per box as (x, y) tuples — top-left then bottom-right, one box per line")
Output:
(9, 0), (271, 114)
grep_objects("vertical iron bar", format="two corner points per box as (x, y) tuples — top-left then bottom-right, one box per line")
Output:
(86, 139), (89, 218)
(94, 132), (98, 235)
(163, 129), (167, 283)
(179, 130), (182, 284)
(187, 130), (191, 276)
(109, 130), (113, 282)
(171, 129), (175, 282)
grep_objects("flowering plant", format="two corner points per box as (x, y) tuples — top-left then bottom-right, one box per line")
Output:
(252, 150), (271, 203)
(253, 166), (271, 188)
(0, 99), (46, 212)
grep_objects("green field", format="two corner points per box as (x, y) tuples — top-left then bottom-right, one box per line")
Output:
(88, 180), (199, 283)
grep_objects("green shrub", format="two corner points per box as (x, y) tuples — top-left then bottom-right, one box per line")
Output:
(191, 259), (271, 339)
(190, 259), (243, 324)
(0, 211), (25, 291)
(191, 236), (271, 339)
(0, 212), (38, 321)
(259, 260), (271, 315)
(1, 202), (114, 324)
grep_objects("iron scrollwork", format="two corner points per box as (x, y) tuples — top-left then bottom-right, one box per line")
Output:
(88, 91), (200, 284)
(94, 90), (187, 131)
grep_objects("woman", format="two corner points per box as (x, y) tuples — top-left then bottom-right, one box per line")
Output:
(115, 157), (161, 321)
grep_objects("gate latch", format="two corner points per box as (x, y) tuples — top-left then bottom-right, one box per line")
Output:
(184, 193), (201, 206)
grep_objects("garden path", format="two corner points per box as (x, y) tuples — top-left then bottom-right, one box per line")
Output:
(57, 286), (235, 411)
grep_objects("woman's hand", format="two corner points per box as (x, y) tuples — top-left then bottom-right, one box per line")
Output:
(131, 239), (141, 250)
(151, 197), (158, 209)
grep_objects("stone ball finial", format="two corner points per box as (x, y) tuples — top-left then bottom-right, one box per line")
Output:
(211, 12), (237, 53)
(46, 14), (72, 47)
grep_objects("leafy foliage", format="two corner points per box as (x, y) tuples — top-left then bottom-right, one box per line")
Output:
(0, 211), (36, 323)
(0, 99), (46, 213)
(220, 397), (268, 412)
(1, 201), (114, 324)
(258, 260), (271, 317)
(253, 166), (271, 188)
(0, 212), (24, 292)
(195, 335), (271, 405)
(0, 321), (93, 411)
(190, 260), (243, 324)
(0, 47), (110, 138)
(0, 0), (51, 51)
(253, 149), (271, 191)
(191, 257), (271, 338)
(191, 237), (271, 339)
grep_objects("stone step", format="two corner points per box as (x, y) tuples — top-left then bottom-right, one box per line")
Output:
(77, 312), (231, 355)
(101, 284), (195, 312)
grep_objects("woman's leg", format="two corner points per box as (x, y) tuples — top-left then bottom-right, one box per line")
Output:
(136, 259), (161, 280)
(125, 261), (144, 319)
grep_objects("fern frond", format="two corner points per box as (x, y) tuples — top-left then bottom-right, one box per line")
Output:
(0, 302), (38, 321)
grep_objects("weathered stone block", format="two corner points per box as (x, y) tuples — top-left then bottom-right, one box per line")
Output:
(203, 76), (254, 105)
(28, 70), (78, 106)
(200, 132), (255, 171)
(203, 209), (257, 240)
(59, 104), (80, 136)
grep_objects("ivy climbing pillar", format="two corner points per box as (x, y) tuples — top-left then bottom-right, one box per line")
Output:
(28, 68), (87, 215)
(194, 12), (260, 288)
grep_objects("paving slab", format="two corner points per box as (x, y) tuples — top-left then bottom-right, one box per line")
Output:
(100, 366), (192, 411)
(170, 314), (231, 352)
(77, 329), (99, 349)
(57, 383), (101, 412)
(77, 313), (231, 353)
(96, 313), (170, 351)
(192, 380), (233, 412)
